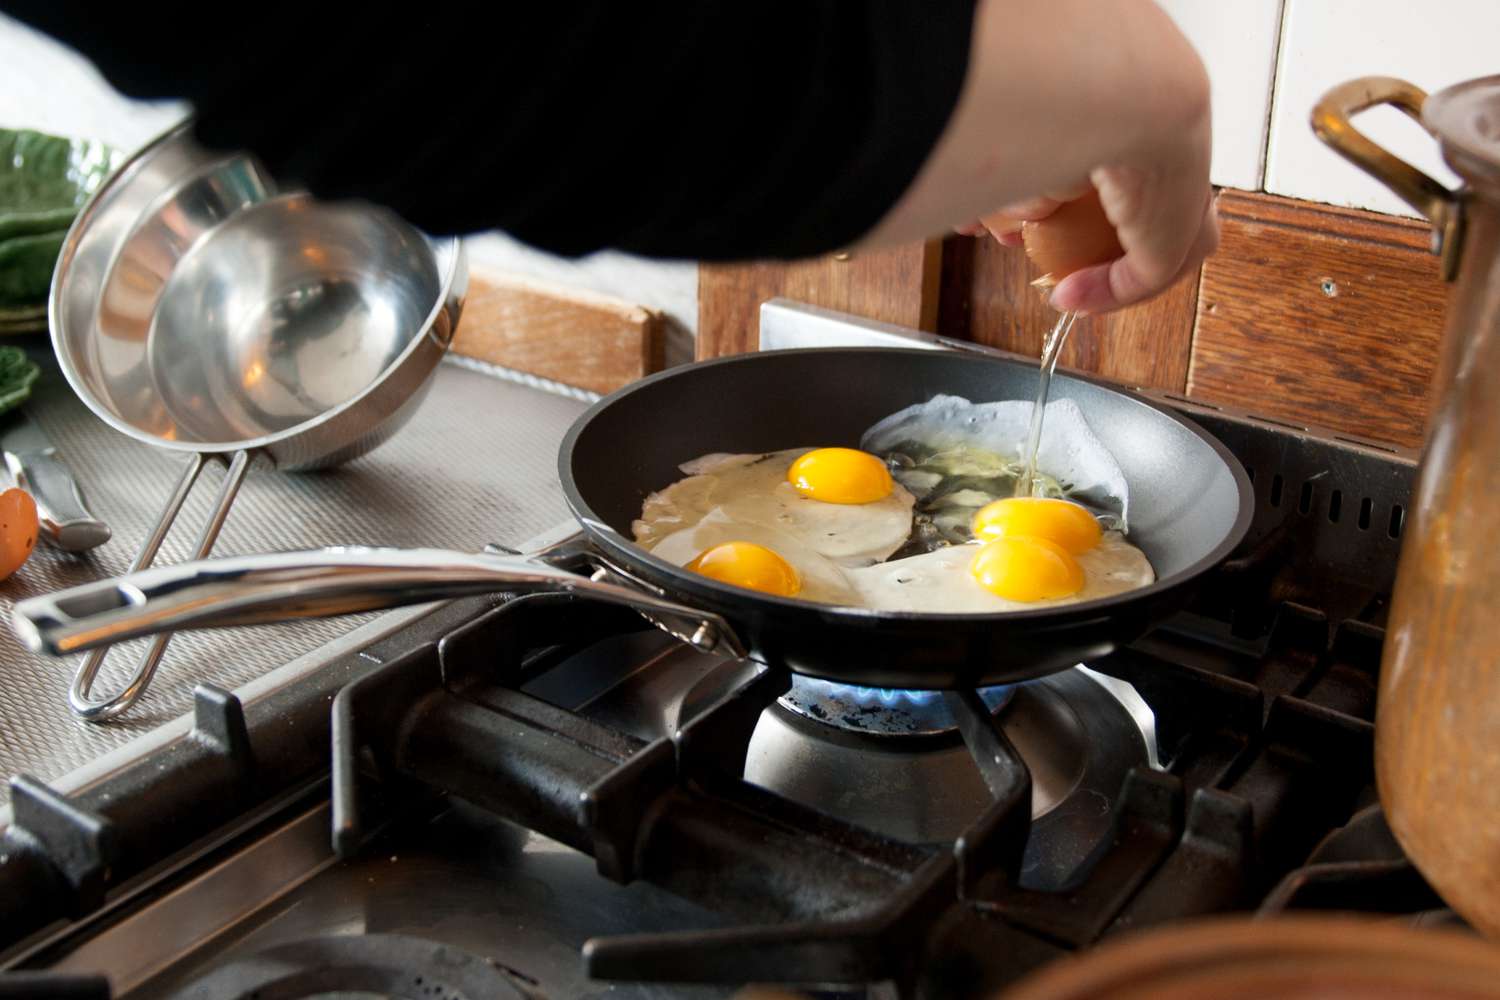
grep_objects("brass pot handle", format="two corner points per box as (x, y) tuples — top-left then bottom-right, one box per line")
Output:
(1312, 76), (1465, 280)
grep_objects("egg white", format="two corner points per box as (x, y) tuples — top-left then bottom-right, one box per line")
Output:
(845, 533), (1155, 613)
(647, 510), (859, 605)
(633, 448), (915, 566)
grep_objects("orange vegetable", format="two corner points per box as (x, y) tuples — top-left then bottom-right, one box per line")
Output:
(1021, 188), (1124, 287)
(0, 488), (38, 580)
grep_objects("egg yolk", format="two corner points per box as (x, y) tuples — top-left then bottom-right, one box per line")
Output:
(971, 497), (1102, 554)
(969, 536), (1084, 602)
(786, 448), (893, 504)
(686, 541), (801, 597)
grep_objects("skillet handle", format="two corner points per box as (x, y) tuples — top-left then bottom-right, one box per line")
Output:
(12, 546), (744, 660)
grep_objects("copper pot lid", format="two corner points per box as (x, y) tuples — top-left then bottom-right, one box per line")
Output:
(996, 916), (1500, 1000)
(1426, 74), (1500, 188)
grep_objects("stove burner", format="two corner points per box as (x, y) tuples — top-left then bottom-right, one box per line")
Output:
(164, 934), (529, 1000)
(748, 668), (1157, 885)
(778, 676), (1016, 736)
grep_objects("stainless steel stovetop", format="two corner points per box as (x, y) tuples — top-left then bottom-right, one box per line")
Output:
(0, 349), (594, 807)
(0, 301), (1433, 999)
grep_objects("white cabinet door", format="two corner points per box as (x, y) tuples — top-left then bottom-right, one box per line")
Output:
(1157, 0), (1285, 192)
(1268, 0), (1500, 217)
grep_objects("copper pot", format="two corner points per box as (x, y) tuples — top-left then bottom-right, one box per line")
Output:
(997, 916), (1500, 1000)
(1313, 75), (1500, 938)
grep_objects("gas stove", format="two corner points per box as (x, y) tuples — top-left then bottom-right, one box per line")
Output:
(0, 302), (1444, 998)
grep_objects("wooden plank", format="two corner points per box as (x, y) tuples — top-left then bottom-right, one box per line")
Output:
(1188, 190), (1451, 450)
(449, 269), (664, 394)
(696, 242), (941, 359)
(944, 235), (1198, 393)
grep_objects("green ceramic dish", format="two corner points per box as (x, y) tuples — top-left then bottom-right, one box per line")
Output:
(0, 301), (46, 334)
(0, 229), (67, 307)
(0, 128), (119, 241)
(0, 346), (40, 412)
(0, 301), (45, 320)
(0, 128), (120, 309)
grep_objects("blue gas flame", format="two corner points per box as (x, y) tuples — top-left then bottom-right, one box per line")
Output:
(847, 685), (940, 706)
(810, 679), (1012, 708)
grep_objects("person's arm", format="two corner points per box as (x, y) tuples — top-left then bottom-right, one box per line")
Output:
(4, 1), (1210, 314)
(1, 3), (975, 262)
(862, 0), (1216, 314)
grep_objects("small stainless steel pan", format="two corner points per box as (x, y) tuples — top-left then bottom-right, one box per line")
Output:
(46, 122), (466, 720)
(14, 348), (1253, 692)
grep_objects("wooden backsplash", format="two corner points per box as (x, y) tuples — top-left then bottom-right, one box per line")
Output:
(698, 191), (1452, 451)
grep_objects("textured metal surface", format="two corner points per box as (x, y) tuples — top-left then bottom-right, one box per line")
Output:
(0, 349), (586, 800)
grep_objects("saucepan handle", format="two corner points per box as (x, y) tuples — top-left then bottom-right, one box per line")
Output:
(14, 546), (743, 661)
(67, 450), (256, 722)
(1311, 76), (1465, 279)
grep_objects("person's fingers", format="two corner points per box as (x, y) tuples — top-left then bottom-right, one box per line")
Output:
(1050, 195), (1218, 313)
(979, 194), (1063, 239)
(1054, 147), (1213, 312)
(955, 220), (1022, 246)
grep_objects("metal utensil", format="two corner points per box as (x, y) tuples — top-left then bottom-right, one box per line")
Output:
(0, 409), (110, 550)
(48, 120), (467, 721)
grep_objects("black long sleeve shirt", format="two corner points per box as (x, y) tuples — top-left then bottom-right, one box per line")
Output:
(5, 4), (977, 260)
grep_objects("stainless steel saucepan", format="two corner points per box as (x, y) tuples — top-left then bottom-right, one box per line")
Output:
(48, 121), (467, 720)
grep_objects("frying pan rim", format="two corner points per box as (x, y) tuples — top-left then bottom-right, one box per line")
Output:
(558, 346), (1254, 626)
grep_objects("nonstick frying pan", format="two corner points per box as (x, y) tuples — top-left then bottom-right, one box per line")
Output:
(13, 348), (1253, 691)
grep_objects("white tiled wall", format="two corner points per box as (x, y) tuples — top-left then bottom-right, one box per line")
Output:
(1158, 0), (1285, 192)
(1266, 0), (1500, 218)
(1160, 0), (1496, 215)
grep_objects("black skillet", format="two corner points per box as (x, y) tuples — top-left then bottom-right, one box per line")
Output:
(14, 348), (1253, 691)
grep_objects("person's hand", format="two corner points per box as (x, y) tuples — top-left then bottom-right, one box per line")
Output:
(960, 169), (1219, 315)
(1046, 163), (1218, 314)
(955, 189), (1085, 247)
(865, 0), (1219, 315)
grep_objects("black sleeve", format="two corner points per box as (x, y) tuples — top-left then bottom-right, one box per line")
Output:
(3, 4), (976, 261)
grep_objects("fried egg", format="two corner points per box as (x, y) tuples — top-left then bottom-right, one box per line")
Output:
(647, 510), (859, 604)
(631, 420), (1154, 613)
(971, 497), (1102, 554)
(847, 532), (1154, 613)
(633, 448), (915, 566)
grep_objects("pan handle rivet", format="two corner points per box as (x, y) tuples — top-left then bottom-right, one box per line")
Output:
(689, 624), (718, 652)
